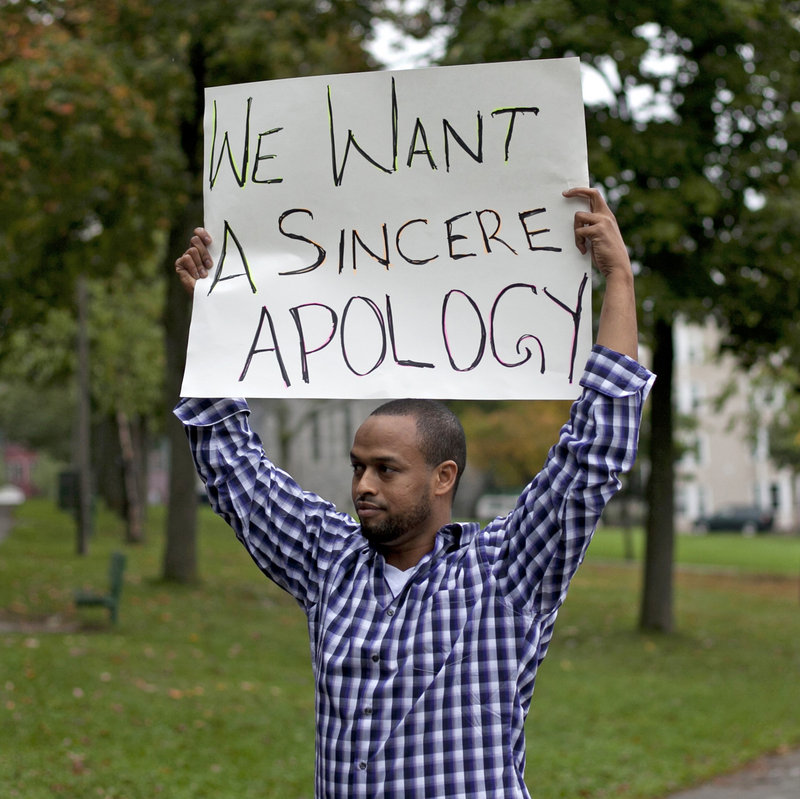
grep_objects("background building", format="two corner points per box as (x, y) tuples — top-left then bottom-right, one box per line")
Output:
(674, 319), (796, 532)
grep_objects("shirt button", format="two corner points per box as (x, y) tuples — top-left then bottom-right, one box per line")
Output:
(387, 608), (394, 616)
(358, 761), (367, 770)
(364, 706), (373, 715)
(371, 654), (380, 662)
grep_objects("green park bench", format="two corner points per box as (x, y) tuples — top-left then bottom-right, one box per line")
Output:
(74, 551), (127, 625)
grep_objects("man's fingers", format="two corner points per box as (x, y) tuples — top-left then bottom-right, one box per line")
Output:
(174, 255), (198, 297)
(563, 186), (609, 213)
(573, 221), (597, 255)
(176, 249), (207, 280)
(178, 227), (214, 277)
(190, 232), (214, 268)
(190, 245), (209, 275)
(572, 209), (604, 255)
(193, 226), (211, 244)
(173, 227), (214, 298)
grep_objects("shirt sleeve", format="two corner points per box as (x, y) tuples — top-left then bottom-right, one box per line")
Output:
(174, 397), (359, 609)
(481, 345), (655, 617)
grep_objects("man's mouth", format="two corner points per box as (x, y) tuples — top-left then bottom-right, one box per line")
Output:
(356, 501), (384, 519)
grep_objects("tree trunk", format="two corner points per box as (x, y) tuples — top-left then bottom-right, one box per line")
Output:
(95, 415), (125, 516)
(117, 410), (145, 544)
(76, 273), (92, 556)
(639, 318), (675, 632)
(161, 204), (201, 582)
(161, 38), (206, 583)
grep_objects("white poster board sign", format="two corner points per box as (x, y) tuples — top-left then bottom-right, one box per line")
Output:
(182, 57), (591, 399)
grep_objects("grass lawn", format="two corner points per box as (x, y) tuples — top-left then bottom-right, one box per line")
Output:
(1, 500), (798, 798)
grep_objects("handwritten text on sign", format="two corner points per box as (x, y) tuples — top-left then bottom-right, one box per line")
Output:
(181, 58), (591, 399)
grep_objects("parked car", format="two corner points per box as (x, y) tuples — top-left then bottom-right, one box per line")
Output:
(693, 505), (774, 534)
(0, 484), (25, 506)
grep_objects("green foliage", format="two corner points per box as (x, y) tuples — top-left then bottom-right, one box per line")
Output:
(0, 258), (165, 459)
(769, 381), (800, 473)
(457, 400), (572, 489)
(0, 381), (75, 463)
(1, 500), (799, 797)
(0, 308), (77, 460)
(0, 0), (390, 531)
(429, 0), (800, 349)
(426, 0), (800, 631)
(0, 0), (387, 341)
(89, 261), (165, 419)
(0, 1), (181, 338)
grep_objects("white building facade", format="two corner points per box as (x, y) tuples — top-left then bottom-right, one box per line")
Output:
(674, 319), (796, 532)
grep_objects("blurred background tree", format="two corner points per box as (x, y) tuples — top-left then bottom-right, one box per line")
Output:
(457, 400), (572, 491)
(419, 0), (800, 631)
(0, 0), (390, 577)
(0, 258), (164, 546)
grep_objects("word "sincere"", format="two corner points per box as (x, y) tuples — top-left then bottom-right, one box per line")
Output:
(208, 204), (560, 292)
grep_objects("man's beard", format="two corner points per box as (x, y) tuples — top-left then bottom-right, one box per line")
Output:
(359, 495), (432, 547)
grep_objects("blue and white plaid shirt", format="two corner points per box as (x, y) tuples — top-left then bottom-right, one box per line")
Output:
(175, 346), (654, 799)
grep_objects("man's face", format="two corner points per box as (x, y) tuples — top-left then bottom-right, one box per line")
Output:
(350, 414), (437, 550)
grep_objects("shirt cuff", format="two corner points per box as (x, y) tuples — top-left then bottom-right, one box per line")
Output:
(580, 345), (656, 399)
(173, 397), (250, 426)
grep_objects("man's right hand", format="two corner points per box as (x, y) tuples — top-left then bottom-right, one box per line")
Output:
(174, 228), (213, 296)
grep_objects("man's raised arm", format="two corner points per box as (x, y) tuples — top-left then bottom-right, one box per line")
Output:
(563, 187), (638, 361)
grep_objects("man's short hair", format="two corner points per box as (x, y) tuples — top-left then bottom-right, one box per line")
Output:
(369, 399), (467, 496)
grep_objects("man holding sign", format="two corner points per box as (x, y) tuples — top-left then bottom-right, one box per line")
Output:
(174, 186), (653, 799)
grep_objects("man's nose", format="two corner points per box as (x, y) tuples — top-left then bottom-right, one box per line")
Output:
(355, 469), (377, 497)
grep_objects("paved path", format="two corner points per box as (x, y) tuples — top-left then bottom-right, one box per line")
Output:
(667, 749), (800, 799)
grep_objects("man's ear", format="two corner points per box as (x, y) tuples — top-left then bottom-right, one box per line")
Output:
(433, 460), (459, 498)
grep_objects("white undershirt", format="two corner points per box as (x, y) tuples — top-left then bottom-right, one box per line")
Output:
(384, 563), (418, 597)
